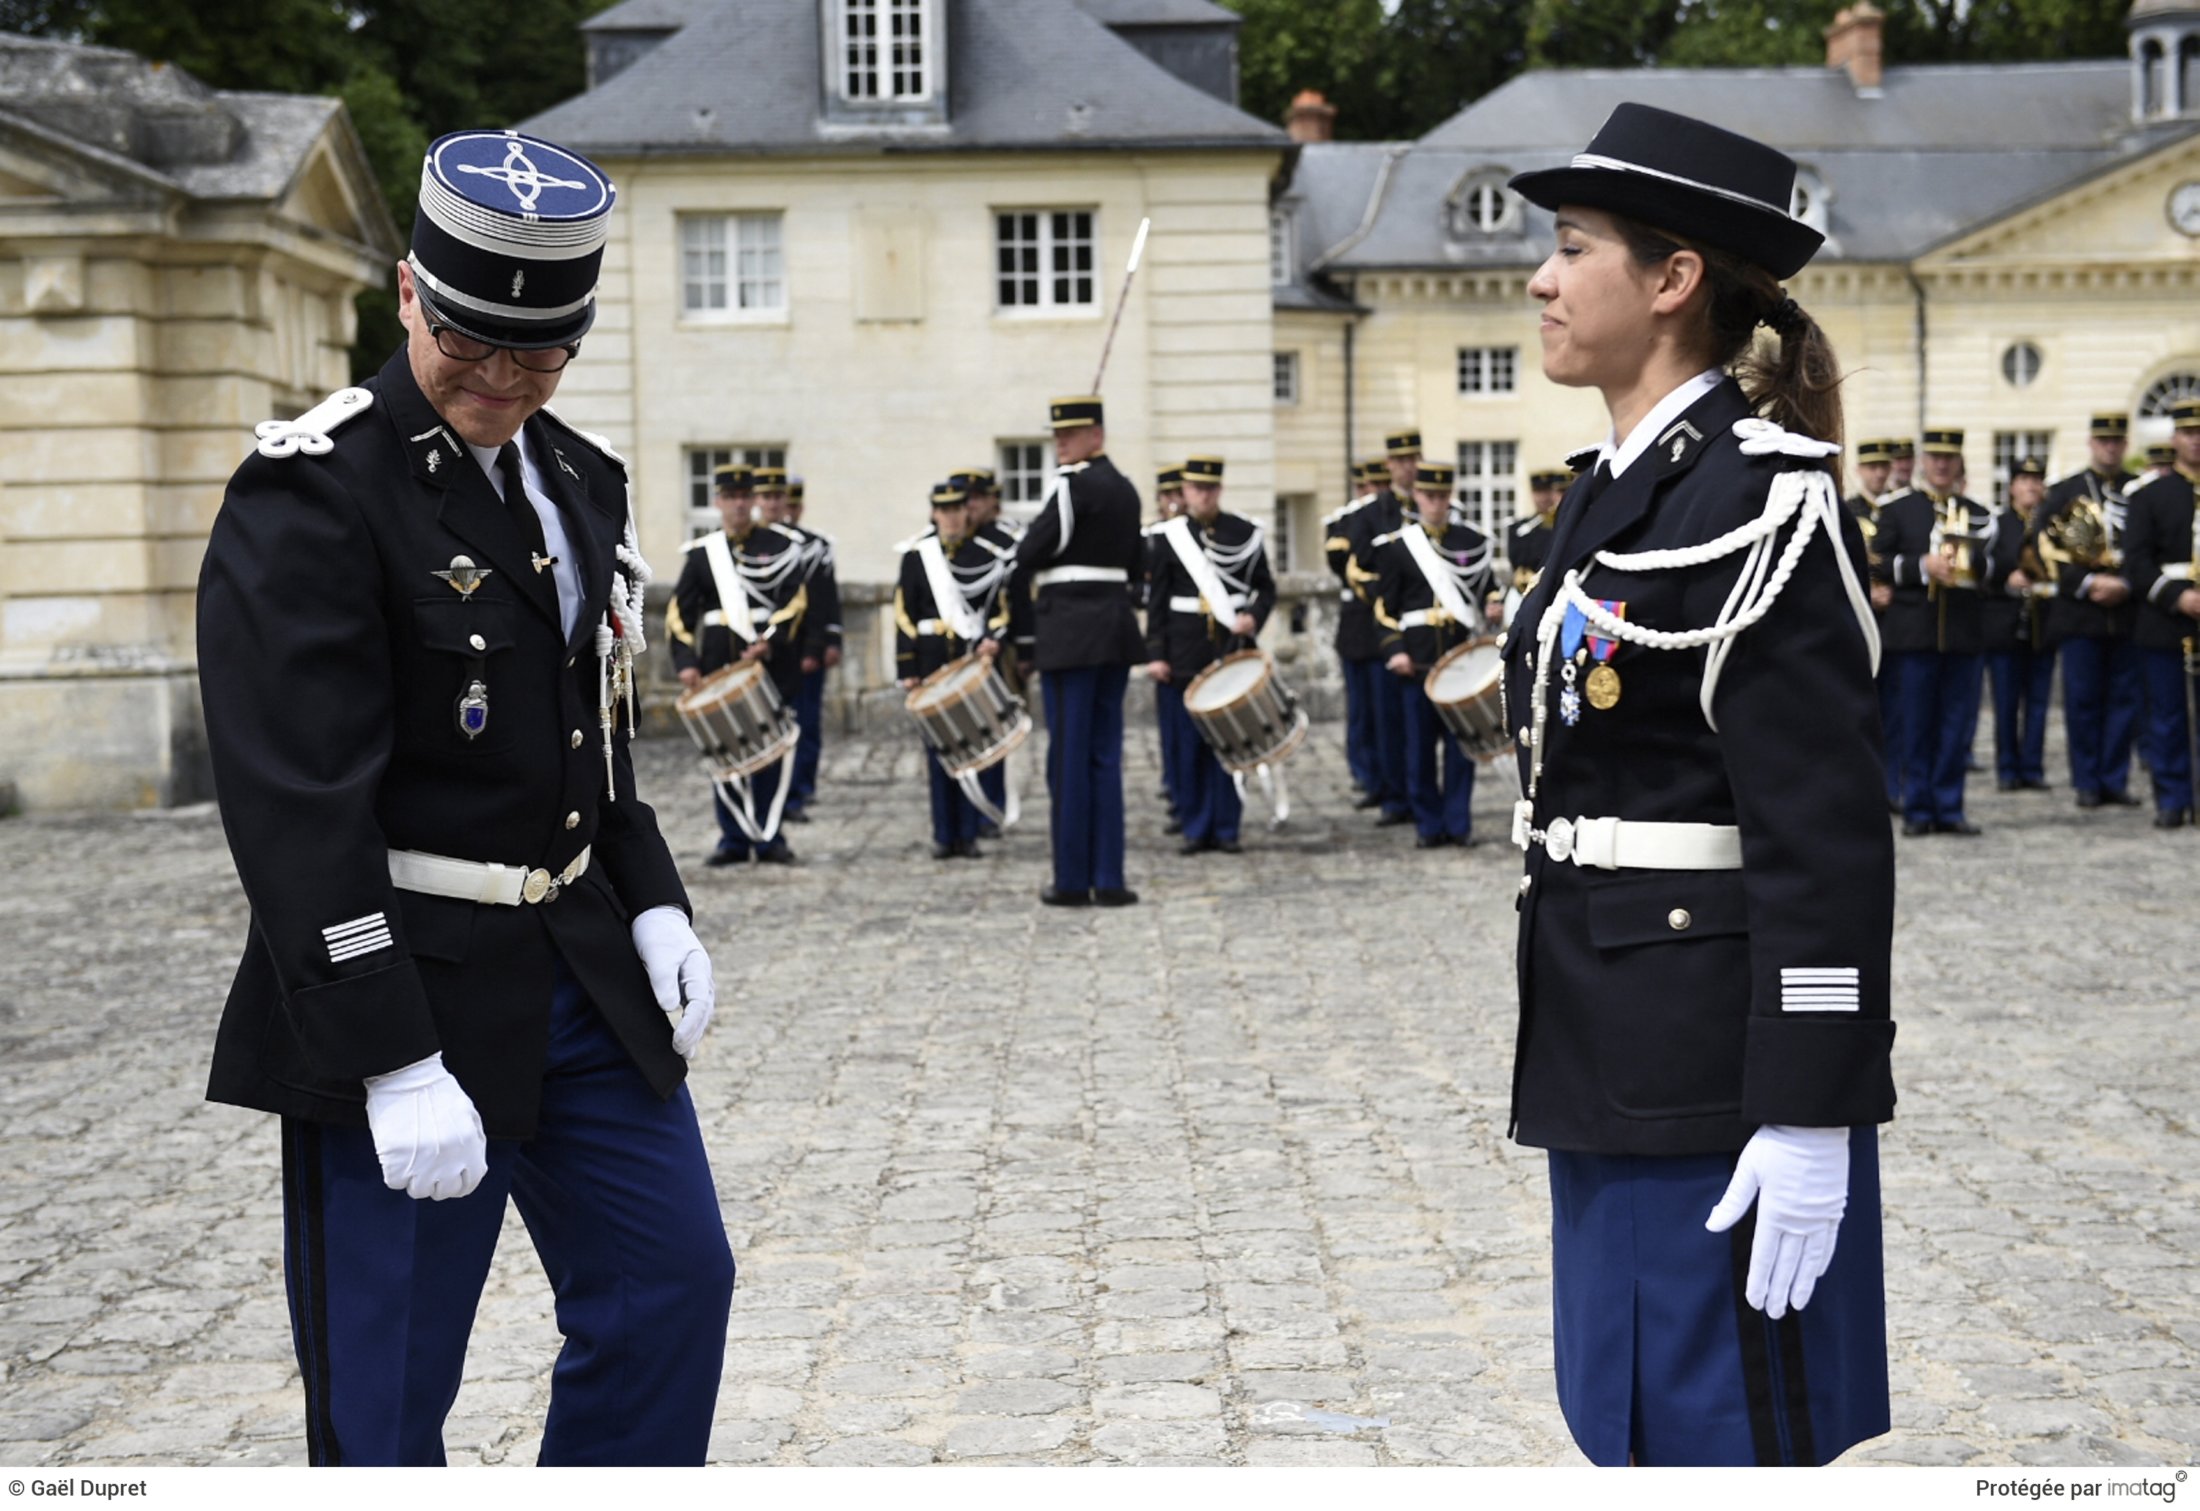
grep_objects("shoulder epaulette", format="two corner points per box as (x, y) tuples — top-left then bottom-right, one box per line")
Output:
(1057, 461), (1091, 477)
(536, 404), (627, 467)
(766, 522), (805, 543)
(1563, 443), (1600, 473)
(1371, 528), (1402, 547)
(1731, 416), (1841, 460)
(253, 386), (373, 459)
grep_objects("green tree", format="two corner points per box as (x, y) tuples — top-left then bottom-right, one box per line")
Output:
(1526, 0), (1683, 68)
(1658, 0), (1842, 68)
(1220, 0), (1397, 137)
(1377, 0), (1534, 135)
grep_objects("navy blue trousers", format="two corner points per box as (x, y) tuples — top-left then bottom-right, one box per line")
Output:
(1986, 644), (2053, 785)
(2060, 635), (2141, 798)
(281, 964), (733, 1466)
(978, 755), (1007, 823)
(790, 665), (825, 809)
(1154, 680), (1183, 814)
(712, 755), (789, 859)
(1341, 655), (1379, 792)
(926, 749), (981, 848)
(1401, 678), (1474, 841)
(1042, 663), (1129, 893)
(1370, 663), (1410, 818)
(1548, 1128), (1888, 1467)
(2139, 646), (2195, 813)
(1161, 691), (1242, 845)
(1877, 663), (1905, 806)
(1888, 649), (1982, 826)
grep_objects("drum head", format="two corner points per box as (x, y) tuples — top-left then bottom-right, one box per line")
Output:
(1184, 652), (1268, 715)
(1429, 642), (1502, 700)
(907, 654), (985, 714)
(677, 660), (760, 715)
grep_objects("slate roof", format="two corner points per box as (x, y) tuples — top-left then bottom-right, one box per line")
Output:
(524, 0), (1284, 155)
(1073, 0), (1239, 24)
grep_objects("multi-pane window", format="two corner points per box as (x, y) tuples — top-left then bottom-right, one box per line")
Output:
(680, 214), (785, 314)
(1273, 352), (1300, 404)
(840, 0), (929, 102)
(686, 444), (788, 534)
(1456, 440), (1519, 543)
(1271, 500), (1297, 573)
(1992, 431), (2053, 507)
(1448, 175), (1516, 237)
(2140, 371), (2200, 418)
(998, 439), (1054, 514)
(1457, 346), (1518, 395)
(1269, 209), (1293, 285)
(996, 210), (1096, 310)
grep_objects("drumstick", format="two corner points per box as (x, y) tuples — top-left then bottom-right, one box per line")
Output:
(1090, 217), (1152, 394)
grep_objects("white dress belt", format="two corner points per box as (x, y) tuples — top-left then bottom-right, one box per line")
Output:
(2163, 563), (2194, 581)
(914, 617), (959, 636)
(1033, 565), (1129, 588)
(701, 607), (773, 627)
(1399, 608), (1456, 629)
(1166, 595), (1209, 613)
(1510, 802), (1742, 870)
(389, 845), (591, 906)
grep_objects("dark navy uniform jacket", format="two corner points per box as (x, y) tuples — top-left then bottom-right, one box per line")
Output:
(1012, 454), (1146, 672)
(894, 533), (1012, 682)
(781, 523), (843, 654)
(196, 349), (690, 1139)
(1978, 507), (2044, 651)
(666, 522), (818, 700)
(1375, 516), (1497, 671)
(1143, 512), (1278, 683)
(1323, 495), (1384, 661)
(1506, 513), (1556, 594)
(1871, 487), (1994, 655)
(1343, 488), (1407, 623)
(1501, 378), (1895, 1157)
(2035, 468), (2139, 644)
(2122, 467), (2200, 652)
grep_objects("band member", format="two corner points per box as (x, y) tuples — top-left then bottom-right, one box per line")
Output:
(1505, 103), (1894, 1467)
(1847, 440), (1903, 809)
(1014, 396), (1145, 906)
(1146, 466), (1187, 832)
(1348, 432), (1421, 828)
(1144, 455), (1277, 854)
(2122, 398), (2200, 828)
(1375, 460), (1497, 847)
(1507, 469), (1568, 600)
(1984, 458), (2053, 791)
(195, 129), (731, 1465)
(668, 466), (817, 865)
(955, 466), (1022, 834)
(1889, 438), (1916, 495)
(2037, 413), (2143, 808)
(1874, 428), (1993, 835)
(759, 468), (839, 820)
(897, 482), (1012, 858)
(2141, 442), (2176, 482)
(1325, 460), (1389, 804)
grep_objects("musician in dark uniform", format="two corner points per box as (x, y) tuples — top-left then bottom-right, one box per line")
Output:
(1505, 103), (1895, 1466)
(2037, 412), (2143, 808)
(1324, 460), (1387, 804)
(1144, 455), (1277, 855)
(2122, 397), (2200, 828)
(194, 129), (732, 1465)
(1888, 437), (1915, 495)
(666, 466), (819, 865)
(1375, 460), (1497, 848)
(1983, 458), (2053, 791)
(2142, 441), (2176, 481)
(955, 466), (1023, 835)
(760, 468), (839, 820)
(896, 481), (1013, 858)
(1843, 440), (1904, 809)
(1348, 432), (1421, 828)
(1873, 428), (1993, 835)
(1013, 395), (1145, 906)
(1506, 468), (1568, 602)
(1145, 466), (1187, 832)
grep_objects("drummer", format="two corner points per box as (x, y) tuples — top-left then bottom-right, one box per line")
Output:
(953, 467), (1023, 837)
(896, 482), (1010, 859)
(666, 463), (817, 866)
(1143, 455), (1276, 855)
(1347, 433), (1421, 829)
(1508, 469), (1569, 599)
(1375, 460), (1498, 848)
(1145, 466), (1187, 833)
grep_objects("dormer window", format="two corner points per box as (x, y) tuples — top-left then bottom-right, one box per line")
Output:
(838, 0), (934, 104)
(1790, 167), (1830, 234)
(1445, 171), (1520, 239)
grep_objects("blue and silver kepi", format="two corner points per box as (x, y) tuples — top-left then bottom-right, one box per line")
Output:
(408, 129), (617, 350)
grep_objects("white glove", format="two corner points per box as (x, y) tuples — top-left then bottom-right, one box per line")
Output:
(633, 905), (714, 1058)
(1704, 1124), (1850, 1320)
(362, 1052), (488, 1201)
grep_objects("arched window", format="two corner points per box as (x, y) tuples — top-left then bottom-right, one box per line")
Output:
(2001, 341), (2043, 389)
(1790, 167), (1830, 233)
(2181, 36), (2200, 117)
(1445, 171), (1520, 239)
(2143, 39), (2166, 118)
(2139, 370), (2200, 417)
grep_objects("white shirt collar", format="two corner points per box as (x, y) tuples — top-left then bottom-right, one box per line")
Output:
(1598, 367), (1726, 479)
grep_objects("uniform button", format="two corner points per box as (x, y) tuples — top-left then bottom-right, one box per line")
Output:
(1518, 874), (1532, 896)
(565, 811), (580, 830)
(1668, 908), (1692, 931)
(571, 729), (584, 748)
(566, 657), (575, 668)
(1518, 726), (1531, 747)
(468, 633), (486, 652)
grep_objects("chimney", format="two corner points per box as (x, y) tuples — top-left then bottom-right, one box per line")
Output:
(1825, 2), (1885, 93)
(1286, 89), (1337, 145)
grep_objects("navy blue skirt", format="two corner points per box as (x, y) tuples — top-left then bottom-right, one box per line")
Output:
(1547, 1126), (1889, 1467)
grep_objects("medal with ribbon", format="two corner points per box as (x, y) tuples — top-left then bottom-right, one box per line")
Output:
(1557, 599), (1626, 724)
(1584, 601), (1625, 711)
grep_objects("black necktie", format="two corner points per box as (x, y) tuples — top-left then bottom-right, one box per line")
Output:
(498, 442), (550, 566)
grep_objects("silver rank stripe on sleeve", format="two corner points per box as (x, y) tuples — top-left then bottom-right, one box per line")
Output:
(322, 911), (393, 964)
(1779, 966), (1861, 1012)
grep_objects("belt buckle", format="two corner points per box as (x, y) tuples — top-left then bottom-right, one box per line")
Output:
(522, 868), (554, 904)
(1544, 816), (1575, 863)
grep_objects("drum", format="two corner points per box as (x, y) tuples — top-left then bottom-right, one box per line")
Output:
(1182, 649), (1308, 772)
(1424, 638), (1511, 761)
(677, 660), (799, 781)
(907, 654), (1031, 779)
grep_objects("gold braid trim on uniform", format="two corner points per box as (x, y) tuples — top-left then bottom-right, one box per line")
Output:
(1345, 553), (1379, 601)
(893, 586), (918, 639)
(989, 598), (1012, 634)
(770, 583), (809, 629)
(665, 593), (697, 648)
(1372, 595), (1401, 630)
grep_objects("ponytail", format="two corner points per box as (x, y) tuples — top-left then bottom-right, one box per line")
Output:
(1612, 217), (1845, 467)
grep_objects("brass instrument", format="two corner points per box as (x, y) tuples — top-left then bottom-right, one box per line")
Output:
(2036, 494), (2119, 579)
(1929, 495), (1984, 593)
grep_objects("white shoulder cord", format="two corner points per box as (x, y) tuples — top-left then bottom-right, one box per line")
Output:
(566, 424), (651, 801)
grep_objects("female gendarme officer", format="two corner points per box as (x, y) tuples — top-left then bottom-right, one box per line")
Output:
(1502, 105), (1896, 1467)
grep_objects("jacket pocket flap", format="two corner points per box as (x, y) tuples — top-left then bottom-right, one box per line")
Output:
(412, 597), (518, 655)
(1586, 869), (1749, 950)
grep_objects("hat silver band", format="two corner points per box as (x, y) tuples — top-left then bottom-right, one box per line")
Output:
(417, 170), (607, 258)
(1566, 152), (1795, 221)
(409, 256), (596, 324)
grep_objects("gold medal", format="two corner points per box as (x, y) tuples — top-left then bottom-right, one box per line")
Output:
(1584, 663), (1621, 710)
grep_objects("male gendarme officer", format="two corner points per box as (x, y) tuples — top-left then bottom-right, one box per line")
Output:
(196, 129), (733, 1466)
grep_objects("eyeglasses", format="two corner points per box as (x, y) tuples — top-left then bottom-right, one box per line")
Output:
(427, 319), (580, 373)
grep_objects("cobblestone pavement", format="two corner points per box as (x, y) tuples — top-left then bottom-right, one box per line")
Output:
(0, 714), (2195, 1468)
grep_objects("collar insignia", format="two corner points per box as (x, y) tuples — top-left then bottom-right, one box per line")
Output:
(426, 448), (441, 473)
(1659, 419), (1704, 464)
